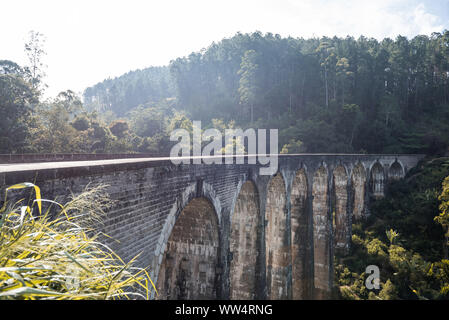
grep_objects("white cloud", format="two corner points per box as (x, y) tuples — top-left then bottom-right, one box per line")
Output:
(0, 0), (447, 98)
(410, 3), (445, 35)
(283, 0), (445, 39)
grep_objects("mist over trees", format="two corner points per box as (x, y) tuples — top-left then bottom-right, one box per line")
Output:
(83, 31), (449, 155)
(1, 30), (449, 155)
(83, 67), (175, 117)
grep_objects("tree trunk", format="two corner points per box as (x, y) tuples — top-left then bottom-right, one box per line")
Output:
(289, 94), (292, 113)
(334, 77), (337, 100)
(250, 103), (254, 123)
(325, 65), (329, 107)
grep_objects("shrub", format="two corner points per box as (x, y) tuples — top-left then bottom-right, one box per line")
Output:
(0, 183), (156, 300)
(109, 120), (129, 138)
(379, 280), (398, 300)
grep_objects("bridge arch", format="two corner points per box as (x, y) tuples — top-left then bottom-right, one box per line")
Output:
(389, 160), (404, 181)
(370, 162), (385, 198)
(312, 165), (331, 299)
(156, 196), (220, 300)
(229, 180), (260, 300)
(351, 162), (366, 221)
(265, 172), (289, 300)
(332, 165), (349, 252)
(153, 181), (222, 296)
(291, 167), (309, 299)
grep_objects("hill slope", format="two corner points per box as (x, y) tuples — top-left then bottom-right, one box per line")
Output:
(336, 157), (449, 300)
(83, 66), (175, 116)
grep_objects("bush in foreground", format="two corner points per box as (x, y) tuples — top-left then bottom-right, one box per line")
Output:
(0, 183), (156, 300)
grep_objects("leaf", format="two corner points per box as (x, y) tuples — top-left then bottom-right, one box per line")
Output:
(0, 286), (64, 298)
(3, 183), (42, 215)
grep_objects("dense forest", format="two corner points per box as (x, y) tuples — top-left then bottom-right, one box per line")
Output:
(83, 66), (175, 116)
(1, 31), (449, 155)
(81, 31), (449, 155)
(335, 157), (449, 300)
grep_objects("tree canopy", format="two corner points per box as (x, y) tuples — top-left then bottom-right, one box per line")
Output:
(83, 30), (449, 155)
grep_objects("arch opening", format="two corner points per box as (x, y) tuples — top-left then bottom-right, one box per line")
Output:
(389, 161), (404, 181)
(230, 181), (260, 300)
(291, 168), (309, 300)
(156, 197), (219, 300)
(370, 162), (385, 198)
(312, 166), (330, 299)
(265, 173), (289, 300)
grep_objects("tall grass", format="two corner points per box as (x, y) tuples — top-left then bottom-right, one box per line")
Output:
(0, 182), (156, 299)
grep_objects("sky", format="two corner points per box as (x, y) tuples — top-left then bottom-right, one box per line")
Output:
(1, 0), (449, 99)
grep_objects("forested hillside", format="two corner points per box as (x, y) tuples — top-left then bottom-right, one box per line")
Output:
(83, 66), (175, 116)
(84, 31), (449, 155)
(2, 31), (449, 155)
(336, 157), (449, 300)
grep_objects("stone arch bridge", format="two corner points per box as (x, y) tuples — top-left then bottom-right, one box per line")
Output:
(0, 154), (424, 299)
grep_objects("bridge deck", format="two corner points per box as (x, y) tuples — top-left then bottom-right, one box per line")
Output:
(0, 153), (425, 173)
(0, 157), (173, 172)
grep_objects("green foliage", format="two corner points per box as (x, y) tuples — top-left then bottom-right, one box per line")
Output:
(0, 67), (37, 153)
(366, 238), (388, 259)
(379, 280), (398, 300)
(4, 30), (449, 155)
(104, 30), (448, 155)
(83, 66), (174, 116)
(23, 31), (47, 94)
(280, 139), (303, 154)
(0, 183), (155, 299)
(335, 158), (449, 300)
(129, 105), (166, 138)
(435, 175), (449, 239)
(429, 260), (449, 298)
(71, 114), (90, 131)
(109, 120), (129, 138)
(27, 95), (90, 153)
(369, 158), (449, 261)
(386, 229), (399, 245)
(238, 50), (259, 122)
(166, 111), (193, 133)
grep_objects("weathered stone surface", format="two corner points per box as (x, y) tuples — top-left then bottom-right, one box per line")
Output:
(351, 163), (366, 221)
(312, 166), (330, 299)
(333, 166), (348, 251)
(265, 173), (289, 300)
(291, 168), (308, 300)
(156, 198), (219, 300)
(229, 181), (259, 300)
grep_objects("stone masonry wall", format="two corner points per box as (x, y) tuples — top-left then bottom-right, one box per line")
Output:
(156, 197), (219, 299)
(229, 181), (259, 299)
(265, 173), (289, 299)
